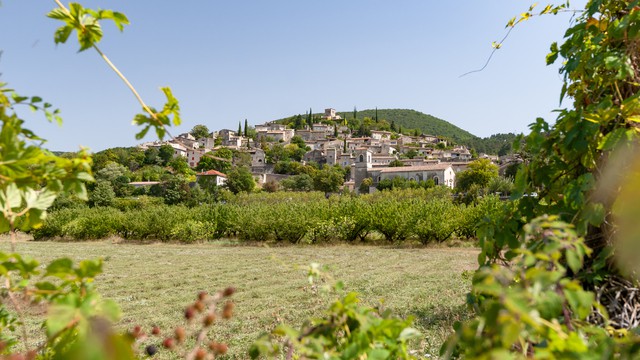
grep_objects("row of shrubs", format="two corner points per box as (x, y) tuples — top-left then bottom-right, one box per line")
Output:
(33, 189), (506, 244)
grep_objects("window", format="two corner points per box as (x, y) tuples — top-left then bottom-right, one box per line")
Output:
(359, 155), (364, 162)
(433, 176), (439, 185)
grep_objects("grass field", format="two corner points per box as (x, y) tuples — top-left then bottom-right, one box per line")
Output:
(2, 240), (478, 359)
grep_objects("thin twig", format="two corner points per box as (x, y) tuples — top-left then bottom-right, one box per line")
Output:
(459, 26), (515, 78)
(52, 0), (167, 129)
(5, 277), (30, 350)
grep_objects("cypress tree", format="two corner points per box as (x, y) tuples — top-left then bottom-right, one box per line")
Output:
(353, 106), (357, 120)
(375, 107), (378, 123)
(244, 119), (248, 137)
(237, 121), (242, 136)
(307, 108), (312, 126)
(391, 120), (397, 132)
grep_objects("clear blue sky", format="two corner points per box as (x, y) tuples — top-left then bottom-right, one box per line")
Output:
(0, 1), (585, 151)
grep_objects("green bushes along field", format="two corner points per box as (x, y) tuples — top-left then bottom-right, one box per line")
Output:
(33, 189), (504, 244)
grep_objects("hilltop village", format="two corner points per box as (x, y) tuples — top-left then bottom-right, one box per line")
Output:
(137, 108), (509, 193)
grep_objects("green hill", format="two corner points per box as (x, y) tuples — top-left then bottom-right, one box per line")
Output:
(275, 108), (518, 155)
(347, 109), (476, 143)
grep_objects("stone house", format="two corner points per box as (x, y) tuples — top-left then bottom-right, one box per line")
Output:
(196, 169), (227, 186)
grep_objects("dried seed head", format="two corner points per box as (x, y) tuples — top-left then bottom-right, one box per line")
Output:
(162, 337), (175, 349)
(222, 287), (236, 297)
(193, 300), (205, 313)
(151, 326), (161, 336)
(174, 326), (186, 343)
(184, 306), (196, 320)
(222, 301), (234, 319)
(209, 341), (228, 355)
(203, 313), (216, 327)
(131, 325), (144, 338)
(194, 347), (207, 360)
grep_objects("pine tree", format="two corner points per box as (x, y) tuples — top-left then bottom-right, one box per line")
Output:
(244, 119), (248, 137)
(294, 114), (303, 129)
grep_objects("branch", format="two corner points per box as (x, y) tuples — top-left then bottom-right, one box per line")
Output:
(52, 0), (167, 130)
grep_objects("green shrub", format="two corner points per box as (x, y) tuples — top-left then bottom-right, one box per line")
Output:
(170, 220), (214, 243)
(60, 207), (124, 240)
(413, 198), (457, 244)
(368, 196), (417, 242)
(32, 208), (80, 240)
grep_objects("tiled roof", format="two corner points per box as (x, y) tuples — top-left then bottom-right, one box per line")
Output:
(196, 170), (227, 177)
(372, 164), (453, 173)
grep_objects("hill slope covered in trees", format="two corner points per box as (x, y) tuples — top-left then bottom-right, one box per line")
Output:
(276, 108), (519, 155)
(348, 109), (475, 143)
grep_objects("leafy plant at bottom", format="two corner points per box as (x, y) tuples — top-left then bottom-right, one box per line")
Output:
(441, 215), (640, 359)
(251, 266), (421, 359)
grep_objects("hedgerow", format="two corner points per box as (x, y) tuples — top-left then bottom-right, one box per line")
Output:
(33, 190), (501, 243)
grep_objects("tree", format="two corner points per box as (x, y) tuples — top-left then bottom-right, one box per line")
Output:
(144, 147), (160, 165)
(388, 159), (404, 167)
(158, 144), (174, 165)
(353, 106), (357, 120)
(96, 162), (129, 183)
(190, 124), (210, 139)
(455, 158), (498, 193)
(225, 167), (255, 194)
(359, 177), (373, 194)
(313, 165), (344, 193)
(281, 174), (314, 192)
(244, 119), (248, 137)
(293, 114), (303, 130)
(195, 155), (231, 173)
(89, 181), (115, 207)
(237, 121), (242, 136)
(405, 149), (418, 159)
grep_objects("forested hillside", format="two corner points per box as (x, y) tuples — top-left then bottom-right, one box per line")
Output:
(347, 109), (476, 143)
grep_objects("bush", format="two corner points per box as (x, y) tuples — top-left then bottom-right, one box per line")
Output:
(368, 196), (417, 242)
(413, 198), (457, 244)
(170, 220), (214, 242)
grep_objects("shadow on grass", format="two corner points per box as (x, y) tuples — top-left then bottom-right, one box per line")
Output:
(409, 303), (472, 330)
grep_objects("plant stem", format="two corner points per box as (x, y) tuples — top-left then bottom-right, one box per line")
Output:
(52, 0), (159, 122)
(5, 277), (30, 351)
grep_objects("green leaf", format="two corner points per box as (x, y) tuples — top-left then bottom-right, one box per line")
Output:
(46, 258), (74, 277)
(598, 127), (627, 150)
(47, 8), (70, 20)
(566, 250), (582, 274)
(367, 348), (390, 360)
(54, 26), (73, 44)
(46, 303), (78, 337)
(76, 259), (103, 279)
(397, 327), (420, 341)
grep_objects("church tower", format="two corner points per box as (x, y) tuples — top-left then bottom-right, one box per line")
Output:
(354, 148), (372, 193)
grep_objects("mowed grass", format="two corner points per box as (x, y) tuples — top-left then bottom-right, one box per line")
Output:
(3, 240), (478, 359)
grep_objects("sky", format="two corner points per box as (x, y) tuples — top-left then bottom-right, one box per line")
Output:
(0, 1), (586, 152)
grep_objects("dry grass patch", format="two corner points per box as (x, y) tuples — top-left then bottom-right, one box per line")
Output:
(2, 241), (477, 359)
